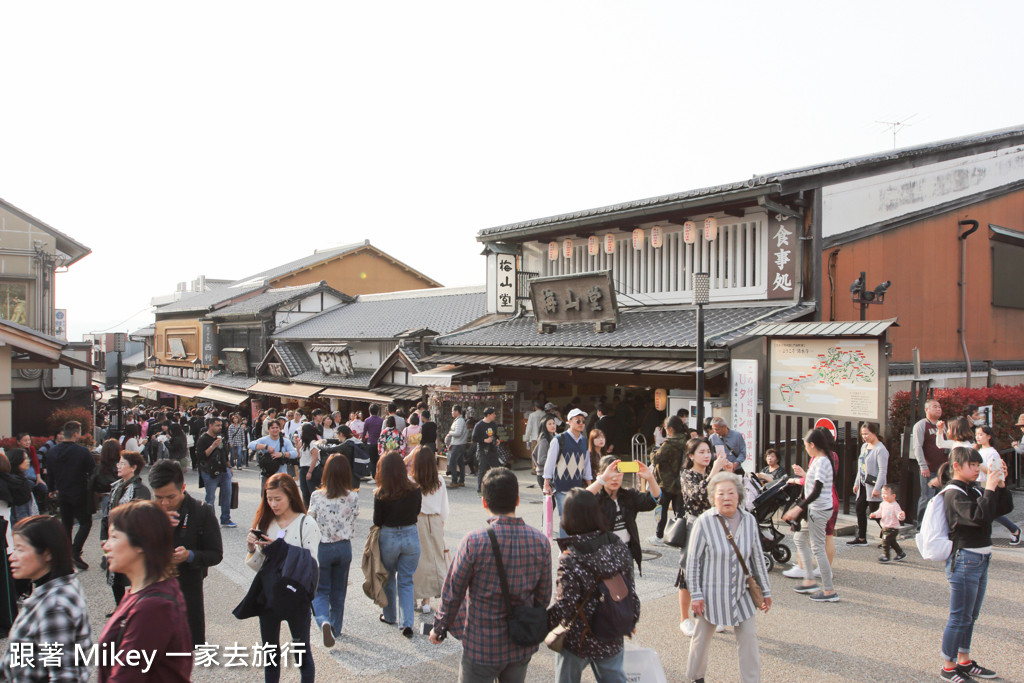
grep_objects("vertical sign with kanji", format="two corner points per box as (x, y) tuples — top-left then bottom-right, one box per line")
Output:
(496, 254), (516, 314)
(766, 214), (798, 300)
(730, 358), (758, 463)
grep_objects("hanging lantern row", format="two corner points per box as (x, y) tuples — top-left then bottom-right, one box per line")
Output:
(550, 219), (718, 259)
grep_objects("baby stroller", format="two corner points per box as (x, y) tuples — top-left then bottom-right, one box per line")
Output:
(749, 476), (800, 572)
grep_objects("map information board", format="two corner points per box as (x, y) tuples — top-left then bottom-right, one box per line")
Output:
(769, 339), (879, 420)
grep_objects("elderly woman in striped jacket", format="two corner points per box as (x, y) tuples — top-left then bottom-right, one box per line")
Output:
(685, 472), (772, 683)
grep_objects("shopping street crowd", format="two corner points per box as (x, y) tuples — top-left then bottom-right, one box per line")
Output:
(0, 398), (1018, 682)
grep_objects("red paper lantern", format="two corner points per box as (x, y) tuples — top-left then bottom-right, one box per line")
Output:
(562, 239), (573, 259)
(654, 388), (668, 411)
(603, 234), (616, 254)
(587, 235), (599, 256)
(651, 225), (663, 248)
(548, 241), (559, 260)
(632, 228), (645, 250)
(704, 216), (718, 241)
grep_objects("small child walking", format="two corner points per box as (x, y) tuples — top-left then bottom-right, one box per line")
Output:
(869, 484), (906, 563)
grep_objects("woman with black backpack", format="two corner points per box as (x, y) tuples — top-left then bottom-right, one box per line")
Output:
(547, 489), (639, 683)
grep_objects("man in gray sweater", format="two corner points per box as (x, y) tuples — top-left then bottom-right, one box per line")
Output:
(445, 404), (470, 488)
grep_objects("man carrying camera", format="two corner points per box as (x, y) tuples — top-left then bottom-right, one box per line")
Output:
(196, 416), (236, 528)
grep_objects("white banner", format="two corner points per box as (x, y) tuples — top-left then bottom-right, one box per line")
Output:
(731, 359), (758, 467)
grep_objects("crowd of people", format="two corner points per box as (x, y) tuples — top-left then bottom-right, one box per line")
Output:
(0, 396), (1017, 682)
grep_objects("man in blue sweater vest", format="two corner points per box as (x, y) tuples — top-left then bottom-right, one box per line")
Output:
(542, 408), (593, 538)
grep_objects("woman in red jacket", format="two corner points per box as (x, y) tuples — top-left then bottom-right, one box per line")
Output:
(99, 500), (192, 682)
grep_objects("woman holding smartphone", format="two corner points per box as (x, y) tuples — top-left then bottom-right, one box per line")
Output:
(586, 455), (660, 574)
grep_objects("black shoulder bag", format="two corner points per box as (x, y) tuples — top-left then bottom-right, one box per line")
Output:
(486, 525), (548, 647)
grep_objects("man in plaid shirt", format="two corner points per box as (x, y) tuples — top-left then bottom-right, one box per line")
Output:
(430, 468), (552, 683)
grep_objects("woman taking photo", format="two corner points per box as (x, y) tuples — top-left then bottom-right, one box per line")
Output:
(975, 425), (1021, 544)
(105, 451), (151, 610)
(411, 446), (448, 615)
(297, 423), (321, 507)
(847, 422), (889, 547)
(587, 455), (660, 575)
(685, 473), (772, 683)
(782, 430), (838, 602)
(532, 416), (558, 489)
(373, 451), (422, 638)
(308, 454), (359, 647)
(99, 500), (192, 682)
(677, 437), (729, 637)
(246, 474), (320, 683)
(547, 489), (639, 682)
(2, 516), (92, 682)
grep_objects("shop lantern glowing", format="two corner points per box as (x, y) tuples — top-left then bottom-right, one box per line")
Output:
(650, 225), (663, 248)
(587, 235), (599, 256)
(562, 239), (574, 259)
(654, 388), (667, 411)
(683, 221), (697, 244)
(632, 228), (645, 250)
(603, 233), (616, 254)
(548, 241), (559, 260)
(703, 217), (719, 241)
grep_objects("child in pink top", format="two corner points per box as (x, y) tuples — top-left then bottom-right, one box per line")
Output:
(869, 484), (906, 563)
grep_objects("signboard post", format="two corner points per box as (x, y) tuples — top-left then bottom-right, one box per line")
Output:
(495, 253), (516, 314)
(731, 359), (758, 466)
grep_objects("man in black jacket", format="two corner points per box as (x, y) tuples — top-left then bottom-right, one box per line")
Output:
(45, 421), (95, 570)
(149, 460), (223, 646)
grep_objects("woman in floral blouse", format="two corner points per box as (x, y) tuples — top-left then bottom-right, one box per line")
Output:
(676, 437), (729, 637)
(307, 454), (359, 647)
(378, 416), (405, 460)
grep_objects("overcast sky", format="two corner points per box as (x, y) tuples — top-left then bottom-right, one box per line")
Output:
(2, 1), (1021, 340)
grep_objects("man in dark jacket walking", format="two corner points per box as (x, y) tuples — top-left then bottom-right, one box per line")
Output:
(649, 415), (688, 545)
(149, 460), (223, 646)
(45, 421), (95, 570)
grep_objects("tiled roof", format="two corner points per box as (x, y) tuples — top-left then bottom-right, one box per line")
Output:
(207, 282), (339, 318)
(231, 242), (367, 287)
(479, 125), (1024, 240)
(434, 303), (815, 350)
(748, 318), (896, 338)
(273, 286), (488, 341)
(273, 342), (315, 376)
(156, 282), (265, 314)
(290, 368), (376, 388)
(130, 326), (155, 338)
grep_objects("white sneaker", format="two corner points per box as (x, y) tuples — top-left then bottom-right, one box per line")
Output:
(812, 566), (822, 578)
(715, 624), (726, 633)
(648, 535), (665, 546)
(679, 618), (696, 636)
(782, 565), (806, 578)
(420, 604), (432, 614)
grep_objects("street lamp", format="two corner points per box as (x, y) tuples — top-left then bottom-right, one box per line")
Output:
(112, 332), (127, 438)
(693, 272), (710, 431)
(850, 272), (891, 321)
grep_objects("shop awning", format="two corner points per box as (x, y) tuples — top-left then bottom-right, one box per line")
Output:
(319, 387), (394, 403)
(248, 381), (324, 400)
(99, 385), (141, 403)
(196, 385), (250, 405)
(410, 364), (483, 387)
(380, 384), (423, 401)
(139, 381), (204, 399)
(423, 353), (729, 377)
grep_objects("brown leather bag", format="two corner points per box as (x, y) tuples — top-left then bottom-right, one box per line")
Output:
(715, 515), (765, 610)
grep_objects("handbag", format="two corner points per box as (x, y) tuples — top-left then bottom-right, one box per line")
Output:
(545, 586), (591, 652)
(230, 481), (239, 509)
(486, 525), (548, 647)
(663, 515), (689, 549)
(715, 515), (765, 610)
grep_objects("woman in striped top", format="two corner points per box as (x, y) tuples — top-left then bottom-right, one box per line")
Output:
(685, 472), (772, 683)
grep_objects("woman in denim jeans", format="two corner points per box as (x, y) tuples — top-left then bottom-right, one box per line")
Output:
(937, 446), (1013, 683)
(308, 454), (359, 648)
(373, 451), (422, 638)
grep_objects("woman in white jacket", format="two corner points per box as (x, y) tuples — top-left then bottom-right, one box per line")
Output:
(246, 474), (321, 683)
(410, 446), (449, 614)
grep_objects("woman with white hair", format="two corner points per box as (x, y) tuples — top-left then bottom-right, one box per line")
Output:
(685, 472), (772, 683)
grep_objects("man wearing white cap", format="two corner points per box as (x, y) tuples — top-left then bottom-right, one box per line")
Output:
(543, 407), (593, 538)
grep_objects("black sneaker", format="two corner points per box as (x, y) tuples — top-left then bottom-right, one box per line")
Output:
(957, 661), (996, 679)
(73, 557), (89, 571)
(894, 552), (907, 562)
(940, 667), (975, 682)
(846, 538), (868, 546)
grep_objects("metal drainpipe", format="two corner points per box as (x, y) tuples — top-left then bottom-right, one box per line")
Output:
(958, 220), (979, 387)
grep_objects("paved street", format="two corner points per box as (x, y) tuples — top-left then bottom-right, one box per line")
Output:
(12, 465), (1024, 682)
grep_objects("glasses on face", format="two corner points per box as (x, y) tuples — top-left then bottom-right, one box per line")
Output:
(571, 418), (585, 424)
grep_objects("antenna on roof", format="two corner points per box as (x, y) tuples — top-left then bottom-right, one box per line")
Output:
(875, 114), (917, 150)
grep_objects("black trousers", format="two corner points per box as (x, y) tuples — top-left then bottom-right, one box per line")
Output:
(178, 575), (206, 646)
(655, 491), (684, 537)
(855, 487), (881, 540)
(259, 607), (314, 683)
(881, 528), (903, 558)
(59, 499), (92, 557)
(112, 572), (128, 604)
